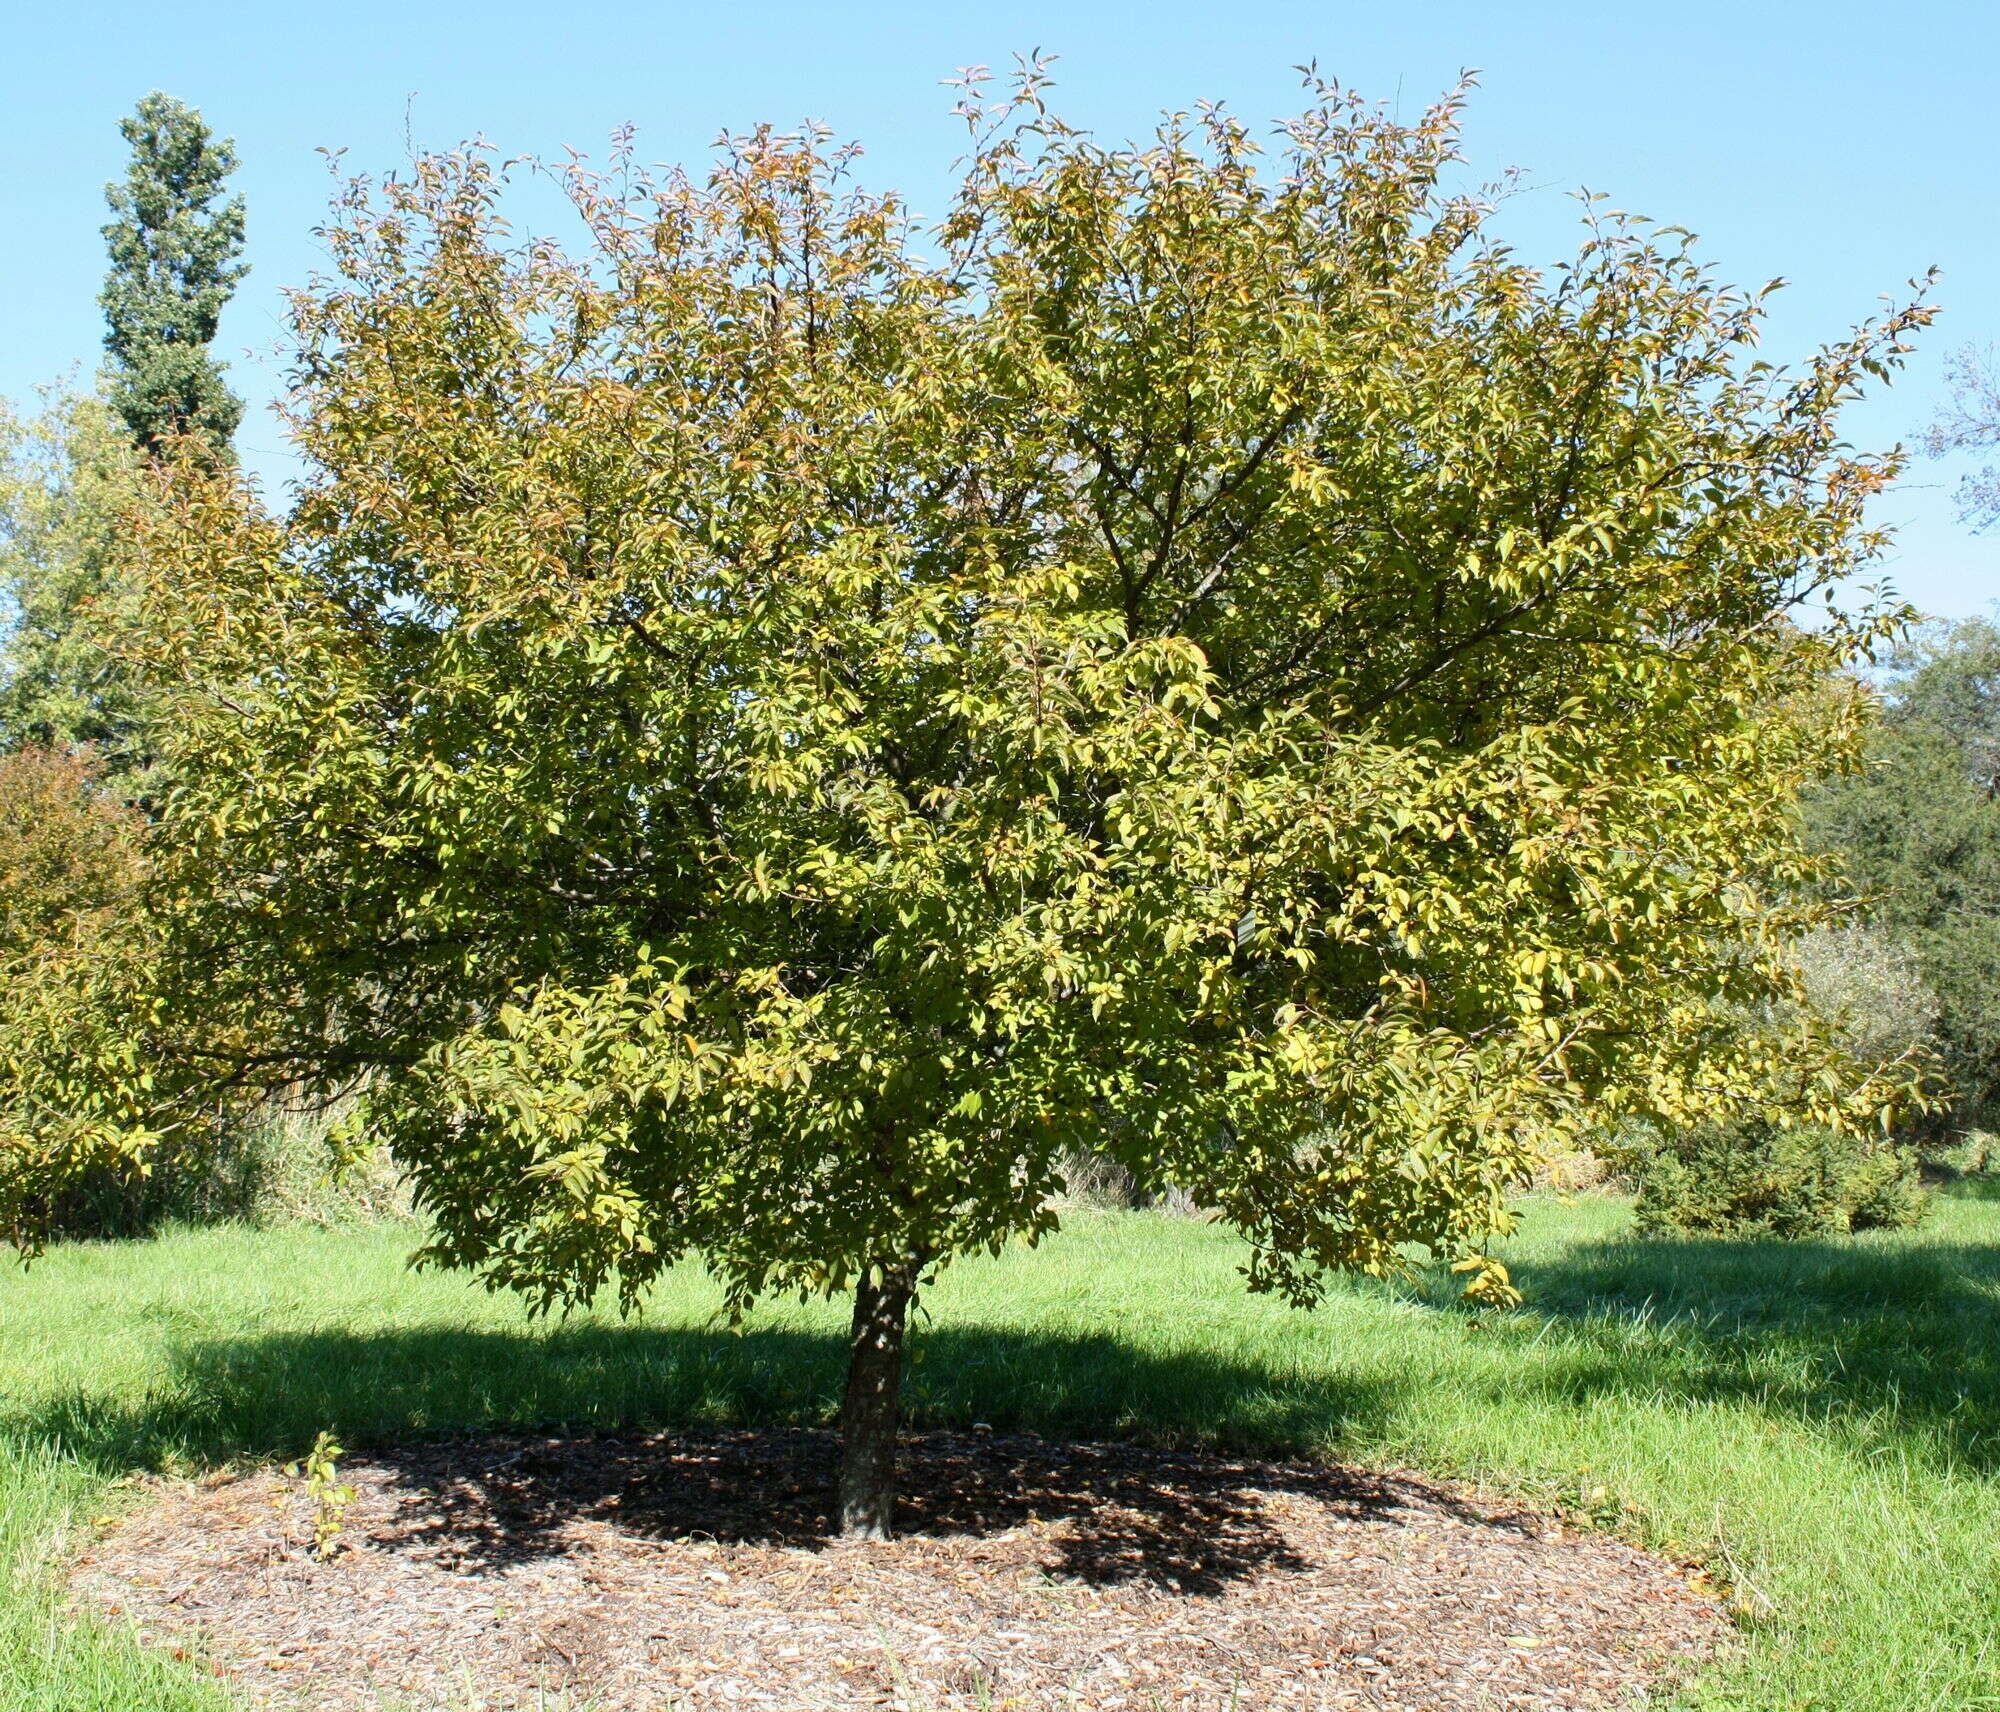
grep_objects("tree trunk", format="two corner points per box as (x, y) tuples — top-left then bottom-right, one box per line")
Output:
(838, 1259), (916, 1540)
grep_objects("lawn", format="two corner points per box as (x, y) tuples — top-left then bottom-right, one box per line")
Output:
(2, 1190), (1997, 1711)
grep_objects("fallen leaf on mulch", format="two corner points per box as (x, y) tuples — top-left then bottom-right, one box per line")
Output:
(71, 1428), (1727, 1710)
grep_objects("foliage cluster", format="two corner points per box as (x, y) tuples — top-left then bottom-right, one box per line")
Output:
(0, 744), (167, 1242)
(0, 391), (146, 762)
(0, 746), (138, 964)
(1631, 1120), (1928, 1239)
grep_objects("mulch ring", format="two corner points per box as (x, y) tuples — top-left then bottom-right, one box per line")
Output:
(72, 1428), (1729, 1711)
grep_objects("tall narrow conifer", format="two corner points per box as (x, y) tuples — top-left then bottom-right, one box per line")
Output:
(100, 92), (247, 455)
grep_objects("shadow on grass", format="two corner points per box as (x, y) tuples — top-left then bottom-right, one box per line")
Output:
(10, 1322), (1415, 1591)
(8, 1320), (1395, 1481)
(1490, 1223), (2000, 1472)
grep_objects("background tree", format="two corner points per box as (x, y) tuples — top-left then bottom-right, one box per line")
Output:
(0, 390), (145, 762)
(1806, 617), (2000, 1122)
(100, 92), (247, 456)
(1792, 922), (1940, 1076)
(0, 390), (160, 1217)
(0, 744), (171, 1245)
(1925, 345), (2000, 530)
(74, 78), (1925, 1538)
(1, 91), (249, 769)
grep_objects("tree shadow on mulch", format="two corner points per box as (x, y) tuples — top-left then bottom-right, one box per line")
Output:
(355, 1425), (1504, 1594)
(9, 1319), (1456, 1596)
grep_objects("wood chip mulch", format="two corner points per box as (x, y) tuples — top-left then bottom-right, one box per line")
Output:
(71, 1428), (1728, 1711)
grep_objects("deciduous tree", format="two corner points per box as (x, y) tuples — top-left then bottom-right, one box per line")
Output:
(0, 389), (147, 762)
(1925, 345), (2000, 529)
(76, 75), (1928, 1535)
(0, 745), (168, 1244)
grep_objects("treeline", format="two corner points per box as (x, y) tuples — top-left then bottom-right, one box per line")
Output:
(1806, 617), (2000, 1137)
(0, 97), (393, 1233)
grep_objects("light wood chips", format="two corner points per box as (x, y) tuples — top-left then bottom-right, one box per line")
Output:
(73, 1429), (1727, 1709)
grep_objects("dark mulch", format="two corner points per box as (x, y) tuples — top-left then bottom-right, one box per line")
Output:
(72, 1428), (1728, 1710)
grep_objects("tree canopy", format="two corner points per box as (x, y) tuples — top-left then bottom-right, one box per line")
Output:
(33, 74), (1930, 1534)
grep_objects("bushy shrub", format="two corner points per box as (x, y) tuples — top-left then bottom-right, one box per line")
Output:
(1842, 1144), (1932, 1232)
(1633, 1121), (1929, 1238)
(30, 1098), (409, 1239)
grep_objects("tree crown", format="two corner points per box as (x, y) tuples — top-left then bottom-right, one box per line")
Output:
(0, 389), (148, 760)
(109, 75), (1929, 1315)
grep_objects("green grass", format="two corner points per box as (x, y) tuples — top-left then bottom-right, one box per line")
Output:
(3, 1193), (1999, 1711)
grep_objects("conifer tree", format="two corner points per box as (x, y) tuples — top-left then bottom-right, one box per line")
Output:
(99, 92), (247, 455)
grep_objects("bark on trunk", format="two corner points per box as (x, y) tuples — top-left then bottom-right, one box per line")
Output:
(838, 1259), (916, 1540)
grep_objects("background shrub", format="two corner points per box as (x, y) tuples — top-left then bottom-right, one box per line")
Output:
(1633, 1121), (1929, 1238)
(26, 1099), (407, 1240)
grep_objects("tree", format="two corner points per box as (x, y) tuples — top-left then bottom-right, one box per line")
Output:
(100, 92), (247, 456)
(0, 389), (147, 761)
(1792, 922), (1939, 1073)
(1, 88), (249, 764)
(0, 745), (165, 1245)
(1805, 617), (2000, 1119)
(1925, 346), (2000, 530)
(87, 76), (1924, 1537)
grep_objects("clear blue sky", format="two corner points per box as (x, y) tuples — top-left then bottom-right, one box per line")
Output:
(6, 0), (1997, 616)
